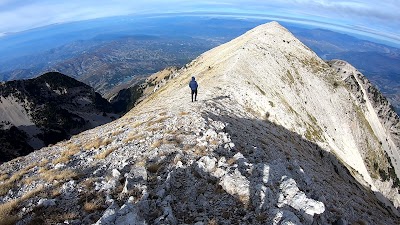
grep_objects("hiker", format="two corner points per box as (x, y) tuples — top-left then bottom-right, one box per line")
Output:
(189, 76), (198, 102)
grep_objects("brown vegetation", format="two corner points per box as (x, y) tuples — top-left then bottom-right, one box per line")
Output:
(52, 142), (82, 165)
(147, 116), (169, 126)
(0, 199), (19, 225)
(123, 133), (145, 143)
(94, 146), (119, 159)
(41, 169), (79, 182)
(83, 200), (103, 212)
(0, 174), (8, 182)
(193, 145), (207, 156)
(0, 185), (45, 225)
(0, 163), (37, 196)
(84, 137), (112, 150)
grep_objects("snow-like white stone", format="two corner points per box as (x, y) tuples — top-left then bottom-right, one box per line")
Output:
(37, 198), (56, 207)
(278, 176), (325, 217)
(219, 168), (250, 202)
(271, 209), (303, 225)
(93, 203), (119, 225)
(112, 169), (121, 178)
(197, 156), (217, 173)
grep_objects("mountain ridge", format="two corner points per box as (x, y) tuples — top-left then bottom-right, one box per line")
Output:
(0, 21), (399, 225)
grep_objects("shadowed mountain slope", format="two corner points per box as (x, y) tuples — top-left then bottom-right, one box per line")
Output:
(0, 22), (399, 225)
(0, 72), (118, 162)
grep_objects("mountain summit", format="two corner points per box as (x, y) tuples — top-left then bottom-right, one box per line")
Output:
(0, 22), (399, 225)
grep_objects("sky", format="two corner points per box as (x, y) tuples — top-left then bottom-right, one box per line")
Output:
(0, 0), (399, 45)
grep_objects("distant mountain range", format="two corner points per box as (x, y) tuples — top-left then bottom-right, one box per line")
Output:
(0, 35), (216, 96)
(0, 72), (118, 162)
(0, 16), (399, 112)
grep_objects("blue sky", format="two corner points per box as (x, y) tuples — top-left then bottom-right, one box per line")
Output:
(0, 0), (399, 45)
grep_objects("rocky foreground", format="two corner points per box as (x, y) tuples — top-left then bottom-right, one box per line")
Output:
(0, 22), (399, 225)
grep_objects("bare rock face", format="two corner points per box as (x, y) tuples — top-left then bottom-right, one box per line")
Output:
(0, 72), (119, 162)
(330, 59), (400, 196)
(1, 22), (399, 225)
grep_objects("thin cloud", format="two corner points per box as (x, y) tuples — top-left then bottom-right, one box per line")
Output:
(0, 0), (398, 45)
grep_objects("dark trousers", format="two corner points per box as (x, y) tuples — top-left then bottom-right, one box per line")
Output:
(191, 89), (197, 102)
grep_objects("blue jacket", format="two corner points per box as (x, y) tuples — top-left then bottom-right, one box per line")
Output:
(189, 77), (198, 90)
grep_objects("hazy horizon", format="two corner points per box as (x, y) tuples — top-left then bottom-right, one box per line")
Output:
(0, 1), (399, 47)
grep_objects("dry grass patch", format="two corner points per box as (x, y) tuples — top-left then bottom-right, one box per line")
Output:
(163, 136), (182, 146)
(0, 199), (19, 225)
(24, 163), (37, 172)
(179, 111), (189, 116)
(60, 212), (79, 221)
(165, 129), (178, 135)
(151, 140), (163, 148)
(38, 166), (49, 174)
(38, 159), (49, 167)
(83, 197), (104, 212)
(84, 137), (112, 150)
(0, 174), (8, 182)
(193, 145), (207, 156)
(147, 116), (169, 126)
(22, 175), (40, 185)
(111, 129), (124, 136)
(65, 142), (81, 153)
(227, 158), (237, 166)
(52, 154), (71, 165)
(41, 169), (79, 182)
(130, 121), (145, 129)
(135, 160), (146, 167)
(124, 133), (145, 143)
(51, 187), (62, 198)
(210, 139), (220, 145)
(83, 201), (99, 212)
(20, 185), (45, 201)
(53, 143), (82, 164)
(81, 178), (95, 190)
(208, 218), (218, 225)
(0, 185), (45, 225)
(94, 146), (119, 160)
(0, 166), (35, 196)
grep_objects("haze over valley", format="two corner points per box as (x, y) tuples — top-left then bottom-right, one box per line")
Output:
(1, 15), (399, 112)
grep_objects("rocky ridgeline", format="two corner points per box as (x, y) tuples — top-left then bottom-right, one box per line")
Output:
(0, 22), (399, 225)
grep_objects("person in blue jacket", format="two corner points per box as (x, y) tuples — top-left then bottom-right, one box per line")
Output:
(189, 76), (198, 102)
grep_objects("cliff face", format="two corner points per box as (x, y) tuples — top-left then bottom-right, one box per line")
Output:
(0, 72), (118, 162)
(0, 22), (399, 225)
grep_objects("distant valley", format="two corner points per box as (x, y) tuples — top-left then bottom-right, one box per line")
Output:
(0, 35), (218, 97)
(0, 16), (399, 112)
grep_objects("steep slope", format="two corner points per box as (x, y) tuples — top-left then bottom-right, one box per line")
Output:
(110, 66), (179, 114)
(329, 59), (400, 187)
(0, 72), (118, 162)
(0, 22), (399, 225)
